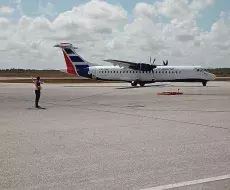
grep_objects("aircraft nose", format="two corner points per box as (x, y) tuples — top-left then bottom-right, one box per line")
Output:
(210, 73), (216, 80)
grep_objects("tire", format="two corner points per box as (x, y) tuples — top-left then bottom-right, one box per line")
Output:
(202, 81), (207, 86)
(139, 82), (145, 87)
(131, 81), (137, 86)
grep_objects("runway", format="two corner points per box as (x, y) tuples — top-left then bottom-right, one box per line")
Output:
(0, 81), (230, 189)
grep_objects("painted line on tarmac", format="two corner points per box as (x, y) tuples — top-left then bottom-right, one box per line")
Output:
(141, 174), (230, 190)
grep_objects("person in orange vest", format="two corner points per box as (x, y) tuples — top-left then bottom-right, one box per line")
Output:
(34, 76), (42, 108)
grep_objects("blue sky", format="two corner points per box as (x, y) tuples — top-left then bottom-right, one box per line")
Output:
(1, 0), (230, 31)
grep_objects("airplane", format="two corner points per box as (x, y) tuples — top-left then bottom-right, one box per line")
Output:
(54, 42), (216, 87)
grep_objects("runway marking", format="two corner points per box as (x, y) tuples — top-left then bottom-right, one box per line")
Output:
(141, 174), (230, 190)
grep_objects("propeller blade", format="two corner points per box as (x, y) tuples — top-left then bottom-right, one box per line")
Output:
(163, 60), (168, 66)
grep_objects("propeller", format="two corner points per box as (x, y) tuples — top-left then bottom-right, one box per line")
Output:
(147, 56), (157, 71)
(149, 56), (168, 67)
(163, 60), (168, 66)
(149, 56), (156, 64)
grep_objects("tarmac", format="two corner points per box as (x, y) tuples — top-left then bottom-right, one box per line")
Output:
(0, 81), (230, 190)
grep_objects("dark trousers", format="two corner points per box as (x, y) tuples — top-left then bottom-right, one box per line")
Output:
(35, 90), (41, 107)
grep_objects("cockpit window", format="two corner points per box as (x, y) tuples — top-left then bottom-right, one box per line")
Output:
(196, 68), (209, 73)
(196, 68), (204, 72)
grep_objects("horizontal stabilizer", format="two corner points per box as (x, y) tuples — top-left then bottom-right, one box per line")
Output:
(54, 43), (78, 49)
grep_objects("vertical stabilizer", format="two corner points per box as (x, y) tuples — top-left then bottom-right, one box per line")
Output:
(54, 43), (92, 76)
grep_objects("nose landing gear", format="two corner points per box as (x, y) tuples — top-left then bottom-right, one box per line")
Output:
(202, 81), (207, 86)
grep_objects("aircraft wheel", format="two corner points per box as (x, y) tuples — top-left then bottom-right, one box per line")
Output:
(139, 82), (145, 87)
(131, 81), (137, 87)
(202, 81), (207, 86)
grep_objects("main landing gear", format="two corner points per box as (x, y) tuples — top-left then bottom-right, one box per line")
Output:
(131, 81), (145, 87)
(131, 81), (137, 86)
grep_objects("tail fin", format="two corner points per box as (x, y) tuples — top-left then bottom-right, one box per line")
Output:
(54, 42), (92, 76)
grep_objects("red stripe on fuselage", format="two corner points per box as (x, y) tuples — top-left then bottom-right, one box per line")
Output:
(62, 50), (78, 75)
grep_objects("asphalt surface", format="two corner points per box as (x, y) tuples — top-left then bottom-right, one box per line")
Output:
(0, 82), (230, 190)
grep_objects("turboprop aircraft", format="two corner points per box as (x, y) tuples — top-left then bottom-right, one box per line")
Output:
(54, 42), (216, 87)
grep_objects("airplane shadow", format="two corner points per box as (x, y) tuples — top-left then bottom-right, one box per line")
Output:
(116, 84), (173, 89)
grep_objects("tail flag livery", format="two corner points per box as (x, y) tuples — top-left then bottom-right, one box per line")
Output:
(54, 43), (91, 77)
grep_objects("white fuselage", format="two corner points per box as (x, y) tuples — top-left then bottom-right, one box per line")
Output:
(87, 65), (215, 83)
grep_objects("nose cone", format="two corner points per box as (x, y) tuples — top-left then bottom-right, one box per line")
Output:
(210, 73), (216, 80)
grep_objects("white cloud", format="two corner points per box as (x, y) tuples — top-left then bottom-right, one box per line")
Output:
(0, 0), (229, 69)
(155, 0), (215, 20)
(0, 6), (14, 14)
(133, 2), (158, 20)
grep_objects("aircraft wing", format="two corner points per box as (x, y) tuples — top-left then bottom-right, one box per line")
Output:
(104, 59), (157, 71)
(103, 59), (137, 69)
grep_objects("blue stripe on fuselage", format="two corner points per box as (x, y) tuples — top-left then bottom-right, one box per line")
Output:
(74, 65), (90, 78)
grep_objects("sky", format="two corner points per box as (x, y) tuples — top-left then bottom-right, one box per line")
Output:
(0, 0), (230, 69)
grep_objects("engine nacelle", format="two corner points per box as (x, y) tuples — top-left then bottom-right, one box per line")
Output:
(129, 63), (157, 71)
